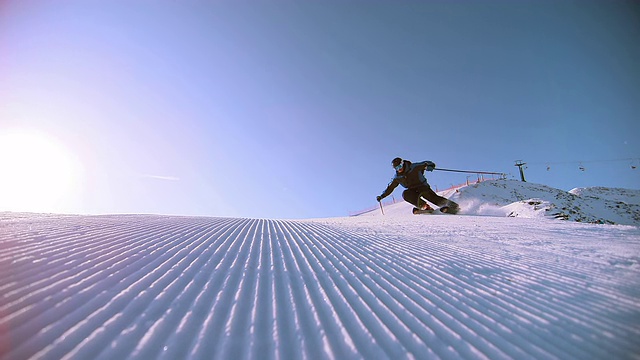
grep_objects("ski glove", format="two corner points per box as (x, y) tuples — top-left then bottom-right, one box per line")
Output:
(426, 161), (436, 172)
(376, 196), (382, 202)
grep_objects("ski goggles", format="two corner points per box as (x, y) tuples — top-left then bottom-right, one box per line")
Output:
(393, 162), (403, 171)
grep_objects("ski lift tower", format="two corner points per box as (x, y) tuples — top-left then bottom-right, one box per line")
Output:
(515, 160), (527, 182)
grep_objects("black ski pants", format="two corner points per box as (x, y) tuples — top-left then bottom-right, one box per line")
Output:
(403, 184), (449, 208)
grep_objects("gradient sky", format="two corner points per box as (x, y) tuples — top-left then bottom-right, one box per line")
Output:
(1, 1), (639, 219)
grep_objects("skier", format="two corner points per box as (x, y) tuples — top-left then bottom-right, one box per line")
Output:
(376, 157), (460, 214)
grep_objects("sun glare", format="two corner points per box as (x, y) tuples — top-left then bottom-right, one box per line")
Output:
(0, 129), (82, 213)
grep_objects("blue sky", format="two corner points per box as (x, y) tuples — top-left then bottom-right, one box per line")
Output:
(1, 1), (639, 219)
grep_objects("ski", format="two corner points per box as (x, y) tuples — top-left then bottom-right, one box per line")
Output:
(412, 207), (435, 215)
(413, 206), (460, 215)
(439, 206), (459, 214)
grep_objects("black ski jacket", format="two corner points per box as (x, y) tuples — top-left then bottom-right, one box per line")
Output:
(379, 160), (435, 199)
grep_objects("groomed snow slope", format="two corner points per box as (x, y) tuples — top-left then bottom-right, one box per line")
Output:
(1, 210), (639, 359)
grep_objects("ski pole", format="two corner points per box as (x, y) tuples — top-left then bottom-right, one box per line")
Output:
(379, 201), (385, 215)
(435, 168), (505, 176)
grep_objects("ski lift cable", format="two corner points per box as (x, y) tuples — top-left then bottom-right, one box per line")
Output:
(527, 157), (639, 166)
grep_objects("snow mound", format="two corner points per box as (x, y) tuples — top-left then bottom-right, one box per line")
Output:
(362, 180), (640, 226)
(569, 186), (640, 205)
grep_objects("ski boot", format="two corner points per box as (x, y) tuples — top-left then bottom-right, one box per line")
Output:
(412, 203), (434, 214)
(439, 201), (460, 214)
